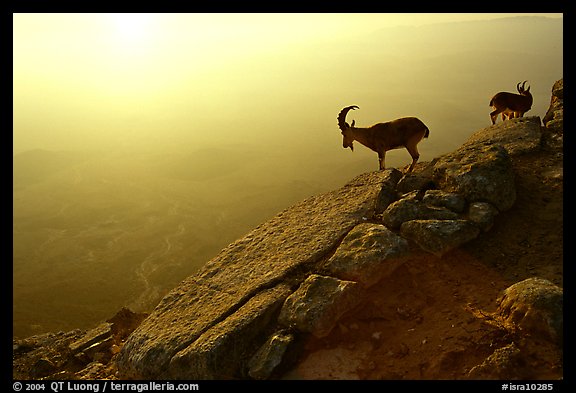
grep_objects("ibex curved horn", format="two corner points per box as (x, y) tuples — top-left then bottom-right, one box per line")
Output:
(337, 105), (359, 132)
(517, 80), (529, 93)
(522, 80), (530, 92)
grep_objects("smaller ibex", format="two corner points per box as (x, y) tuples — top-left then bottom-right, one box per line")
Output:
(337, 106), (429, 173)
(489, 81), (533, 125)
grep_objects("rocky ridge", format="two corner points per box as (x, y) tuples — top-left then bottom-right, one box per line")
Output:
(13, 79), (563, 380)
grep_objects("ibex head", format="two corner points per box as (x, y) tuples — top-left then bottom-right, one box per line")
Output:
(337, 105), (359, 151)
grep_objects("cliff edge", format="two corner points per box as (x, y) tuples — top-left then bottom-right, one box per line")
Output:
(116, 80), (563, 380)
(14, 79), (563, 380)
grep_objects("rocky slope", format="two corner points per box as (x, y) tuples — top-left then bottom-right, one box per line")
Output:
(13, 79), (563, 380)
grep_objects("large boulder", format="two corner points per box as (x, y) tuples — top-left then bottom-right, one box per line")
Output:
(496, 277), (563, 344)
(462, 116), (542, 156)
(431, 116), (542, 213)
(278, 274), (363, 338)
(322, 223), (409, 287)
(167, 284), (292, 379)
(382, 191), (460, 229)
(422, 189), (466, 213)
(433, 144), (516, 212)
(400, 219), (480, 257)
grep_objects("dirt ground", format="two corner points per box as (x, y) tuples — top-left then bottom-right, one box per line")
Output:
(282, 135), (563, 380)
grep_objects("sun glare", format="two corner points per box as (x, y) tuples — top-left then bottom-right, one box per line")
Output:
(109, 13), (153, 46)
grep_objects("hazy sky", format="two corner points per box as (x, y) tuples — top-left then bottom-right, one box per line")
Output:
(13, 13), (563, 154)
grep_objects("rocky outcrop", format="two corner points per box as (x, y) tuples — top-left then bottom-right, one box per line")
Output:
(543, 79), (563, 133)
(117, 171), (389, 379)
(13, 79), (563, 381)
(117, 108), (546, 379)
(13, 308), (147, 380)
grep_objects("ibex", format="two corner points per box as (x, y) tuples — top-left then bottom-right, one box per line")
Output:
(337, 105), (429, 173)
(489, 81), (533, 125)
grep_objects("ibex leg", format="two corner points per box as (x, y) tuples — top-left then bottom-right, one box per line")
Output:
(378, 151), (386, 171)
(490, 109), (501, 125)
(405, 145), (420, 173)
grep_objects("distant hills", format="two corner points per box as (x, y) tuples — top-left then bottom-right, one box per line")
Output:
(12, 144), (372, 338)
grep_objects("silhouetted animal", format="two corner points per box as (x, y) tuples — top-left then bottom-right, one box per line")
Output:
(489, 81), (533, 124)
(337, 105), (429, 173)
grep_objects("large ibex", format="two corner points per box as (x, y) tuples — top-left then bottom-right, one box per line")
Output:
(489, 81), (533, 124)
(337, 105), (429, 173)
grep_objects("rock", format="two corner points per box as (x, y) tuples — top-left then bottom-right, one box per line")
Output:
(12, 308), (151, 380)
(433, 144), (516, 212)
(400, 219), (480, 257)
(117, 171), (388, 379)
(467, 201), (499, 232)
(551, 78), (564, 99)
(543, 79), (563, 126)
(13, 330), (86, 380)
(422, 189), (466, 213)
(430, 115), (542, 213)
(76, 362), (109, 379)
(248, 330), (294, 380)
(382, 191), (459, 229)
(462, 116), (542, 156)
(396, 160), (437, 194)
(30, 357), (57, 379)
(69, 323), (112, 354)
(467, 343), (525, 379)
(278, 274), (363, 338)
(106, 307), (148, 342)
(323, 223), (409, 287)
(469, 279), (564, 380)
(543, 79), (563, 148)
(374, 168), (403, 214)
(168, 284), (292, 379)
(496, 277), (563, 344)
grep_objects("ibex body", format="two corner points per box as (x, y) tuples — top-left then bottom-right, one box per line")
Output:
(337, 105), (429, 173)
(489, 81), (533, 125)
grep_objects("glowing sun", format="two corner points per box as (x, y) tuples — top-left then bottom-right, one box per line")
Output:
(109, 13), (154, 46)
